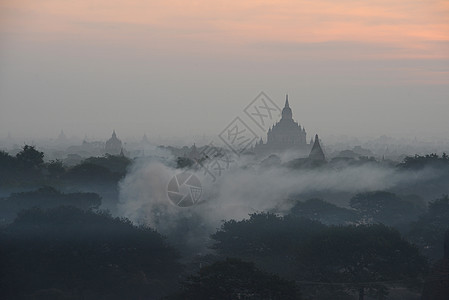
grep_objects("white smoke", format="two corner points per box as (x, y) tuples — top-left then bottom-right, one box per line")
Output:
(117, 154), (436, 254)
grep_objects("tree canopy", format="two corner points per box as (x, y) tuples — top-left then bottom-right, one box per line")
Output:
(15, 145), (44, 169)
(211, 212), (428, 300)
(398, 153), (449, 170)
(211, 213), (326, 277)
(0, 186), (101, 224)
(295, 224), (428, 300)
(170, 258), (300, 300)
(408, 195), (449, 260)
(0, 206), (181, 300)
(290, 198), (359, 225)
(350, 191), (424, 226)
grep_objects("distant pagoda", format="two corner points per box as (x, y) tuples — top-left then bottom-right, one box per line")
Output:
(105, 130), (123, 155)
(309, 134), (326, 162)
(254, 95), (310, 156)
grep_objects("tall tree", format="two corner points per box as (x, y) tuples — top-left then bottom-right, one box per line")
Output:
(350, 191), (423, 226)
(290, 198), (359, 225)
(211, 213), (325, 278)
(170, 258), (300, 300)
(295, 224), (428, 300)
(15, 145), (44, 169)
(408, 195), (449, 260)
(0, 207), (181, 299)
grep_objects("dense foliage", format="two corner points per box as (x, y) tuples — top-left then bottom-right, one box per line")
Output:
(295, 224), (428, 299)
(211, 213), (326, 278)
(170, 258), (300, 300)
(350, 191), (424, 226)
(290, 198), (359, 225)
(0, 207), (181, 300)
(1, 148), (448, 299)
(211, 214), (429, 300)
(0, 147), (131, 188)
(398, 153), (449, 170)
(0, 186), (101, 223)
(407, 195), (449, 260)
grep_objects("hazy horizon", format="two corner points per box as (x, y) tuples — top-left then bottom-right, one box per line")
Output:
(1, 1), (448, 141)
(2, 3), (449, 299)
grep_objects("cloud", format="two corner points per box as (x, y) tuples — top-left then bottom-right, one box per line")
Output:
(2, 0), (448, 58)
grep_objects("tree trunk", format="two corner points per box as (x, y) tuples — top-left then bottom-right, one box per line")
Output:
(359, 287), (365, 300)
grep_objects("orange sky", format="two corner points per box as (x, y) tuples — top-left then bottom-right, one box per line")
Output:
(1, 0), (448, 59)
(1, 0), (449, 139)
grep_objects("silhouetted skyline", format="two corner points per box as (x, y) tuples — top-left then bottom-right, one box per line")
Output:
(0, 1), (448, 140)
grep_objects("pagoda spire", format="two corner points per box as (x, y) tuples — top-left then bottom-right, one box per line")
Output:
(281, 94), (292, 120)
(308, 134), (326, 162)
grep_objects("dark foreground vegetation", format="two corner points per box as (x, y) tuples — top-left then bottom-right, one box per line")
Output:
(0, 207), (181, 300)
(0, 145), (131, 188)
(0, 146), (448, 299)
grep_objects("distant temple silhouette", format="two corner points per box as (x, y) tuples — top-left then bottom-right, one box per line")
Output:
(105, 130), (123, 155)
(253, 95), (325, 161)
(309, 134), (325, 161)
(57, 130), (67, 142)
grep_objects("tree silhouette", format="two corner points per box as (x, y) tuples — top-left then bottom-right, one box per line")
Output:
(211, 213), (326, 278)
(0, 187), (102, 223)
(62, 163), (121, 185)
(350, 191), (423, 226)
(421, 229), (449, 300)
(46, 159), (65, 178)
(83, 154), (131, 176)
(398, 153), (449, 170)
(295, 224), (428, 300)
(408, 195), (449, 260)
(290, 198), (359, 225)
(15, 145), (44, 169)
(0, 207), (181, 299)
(0, 151), (18, 186)
(170, 258), (300, 300)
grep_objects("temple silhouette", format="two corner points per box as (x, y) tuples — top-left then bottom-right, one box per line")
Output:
(105, 130), (123, 156)
(253, 95), (325, 161)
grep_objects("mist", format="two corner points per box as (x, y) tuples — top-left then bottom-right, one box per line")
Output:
(2, 0), (449, 298)
(117, 153), (441, 254)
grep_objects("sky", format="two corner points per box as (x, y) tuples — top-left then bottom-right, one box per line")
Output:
(0, 0), (448, 143)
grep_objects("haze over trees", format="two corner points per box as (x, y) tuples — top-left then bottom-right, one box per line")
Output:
(211, 213), (428, 300)
(0, 146), (131, 188)
(349, 191), (424, 227)
(169, 258), (300, 300)
(0, 186), (101, 224)
(0, 146), (448, 299)
(0, 207), (181, 300)
(407, 195), (449, 259)
(295, 224), (427, 300)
